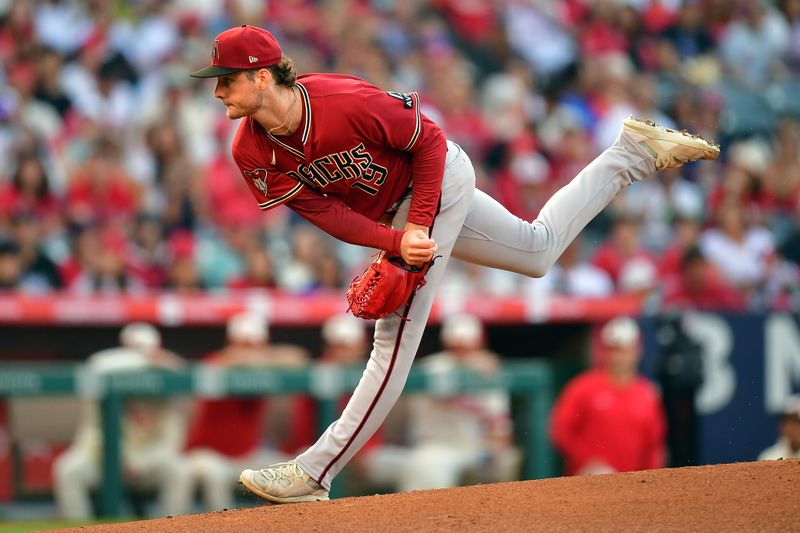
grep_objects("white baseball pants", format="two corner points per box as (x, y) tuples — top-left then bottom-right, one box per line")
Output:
(296, 131), (657, 489)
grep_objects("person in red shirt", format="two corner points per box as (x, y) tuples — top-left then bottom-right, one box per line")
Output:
(181, 312), (308, 512)
(190, 25), (717, 503)
(591, 213), (658, 288)
(64, 138), (139, 227)
(0, 155), (60, 231)
(662, 245), (746, 311)
(551, 317), (666, 476)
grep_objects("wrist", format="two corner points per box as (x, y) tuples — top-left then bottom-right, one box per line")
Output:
(404, 222), (429, 236)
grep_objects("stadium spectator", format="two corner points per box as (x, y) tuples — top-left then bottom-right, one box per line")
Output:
(5, 212), (61, 292)
(551, 317), (666, 476)
(53, 323), (189, 519)
(661, 2), (714, 60)
(780, 0), (800, 73)
(719, 0), (790, 90)
(181, 312), (308, 512)
(163, 230), (204, 292)
(64, 138), (139, 227)
(660, 214), (703, 278)
(524, 237), (614, 299)
(67, 226), (145, 295)
(493, 139), (554, 223)
(0, 238), (21, 290)
(779, 201), (800, 266)
(144, 120), (205, 232)
(621, 167), (705, 252)
(758, 395), (800, 460)
(699, 202), (775, 299)
(227, 246), (277, 290)
(591, 214), (658, 290)
(278, 224), (336, 293)
(618, 255), (659, 299)
(503, 1), (577, 82)
(662, 245), (746, 311)
(128, 215), (167, 288)
(32, 46), (74, 119)
(762, 118), (800, 214)
(708, 139), (771, 217)
(202, 121), (268, 229)
(0, 155), (60, 231)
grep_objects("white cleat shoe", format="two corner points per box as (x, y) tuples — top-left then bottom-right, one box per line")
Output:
(239, 461), (329, 504)
(622, 116), (720, 170)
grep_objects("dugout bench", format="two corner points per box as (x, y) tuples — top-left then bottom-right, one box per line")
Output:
(0, 361), (556, 517)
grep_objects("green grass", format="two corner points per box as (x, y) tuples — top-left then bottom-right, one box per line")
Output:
(0, 518), (130, 533)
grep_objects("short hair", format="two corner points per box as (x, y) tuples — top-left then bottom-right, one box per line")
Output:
(246, 57), (297, 87)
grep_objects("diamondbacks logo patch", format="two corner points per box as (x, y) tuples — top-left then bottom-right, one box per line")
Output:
(244, 168), (269, 196)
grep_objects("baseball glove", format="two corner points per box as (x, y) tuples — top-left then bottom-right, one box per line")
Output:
(346, 252), (436, 320)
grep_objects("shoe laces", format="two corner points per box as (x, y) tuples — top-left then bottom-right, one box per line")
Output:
(261, 461), (305, 481)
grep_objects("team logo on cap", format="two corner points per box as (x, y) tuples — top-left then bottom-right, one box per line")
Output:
(211, 40), (220, 60)
(244, 168), (269, 196)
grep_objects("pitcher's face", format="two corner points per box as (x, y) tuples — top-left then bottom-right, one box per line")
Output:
(214, 72), (263, 120)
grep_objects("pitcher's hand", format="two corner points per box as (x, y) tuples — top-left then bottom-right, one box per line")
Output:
(400, 222), (437, 266)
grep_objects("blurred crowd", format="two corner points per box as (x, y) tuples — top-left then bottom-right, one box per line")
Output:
(0, 0), (799, 310)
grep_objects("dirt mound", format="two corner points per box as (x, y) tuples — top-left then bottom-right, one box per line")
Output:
(53, 460), (799, 532)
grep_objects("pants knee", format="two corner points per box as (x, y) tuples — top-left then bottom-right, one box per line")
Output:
(524, 256), (553, 279)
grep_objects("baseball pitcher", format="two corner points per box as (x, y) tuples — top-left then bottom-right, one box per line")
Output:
(190, 25), (719, 503)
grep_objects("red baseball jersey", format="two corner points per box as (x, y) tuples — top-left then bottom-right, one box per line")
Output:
(232, 73), (447, 255)
(550, 369), (666, 475)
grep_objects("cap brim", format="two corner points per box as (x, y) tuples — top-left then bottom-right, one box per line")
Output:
(190, 65), (245, 78)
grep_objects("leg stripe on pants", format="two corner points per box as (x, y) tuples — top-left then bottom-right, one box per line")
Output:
(316, 296), (415, 484)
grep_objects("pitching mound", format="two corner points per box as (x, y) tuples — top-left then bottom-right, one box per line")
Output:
(55, 460), (798, 532)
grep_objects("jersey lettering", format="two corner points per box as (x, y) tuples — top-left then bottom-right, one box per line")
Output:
(329, 151), (361, 180)
(315, 156), (342, 183)
(386, 91), (414, 109)
(352, 182), (380, 195)
(286, 144), (389, 196)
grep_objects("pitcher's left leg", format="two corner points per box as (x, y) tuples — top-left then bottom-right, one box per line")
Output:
(451, 118), (718, 277)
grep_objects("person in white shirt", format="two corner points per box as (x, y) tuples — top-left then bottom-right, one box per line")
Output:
(759, 395), (800, 461)
(699, 202), (774, 294)
(53, 323), (190, 518)
(525, 237), (614, 299)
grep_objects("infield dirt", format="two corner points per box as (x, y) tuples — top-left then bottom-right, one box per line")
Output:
(52, 460), (799, 532)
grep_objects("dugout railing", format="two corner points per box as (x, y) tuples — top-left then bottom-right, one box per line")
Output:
(0, 361), (556, 517)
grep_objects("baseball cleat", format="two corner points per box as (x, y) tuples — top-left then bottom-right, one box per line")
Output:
(239, 461), (329, 504)
(622, 116), (720, 170)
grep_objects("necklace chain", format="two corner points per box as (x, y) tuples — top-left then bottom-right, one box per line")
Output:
(268, 86), (298, 136)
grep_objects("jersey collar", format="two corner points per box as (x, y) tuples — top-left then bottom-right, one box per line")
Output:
(265, 81), (312, 161)
(295, 81), (312, 146)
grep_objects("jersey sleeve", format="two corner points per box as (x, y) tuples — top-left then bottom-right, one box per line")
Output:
(287, 187), (404, 255)
(356, 87), (447, 227)
(232, 139), (305, 211)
